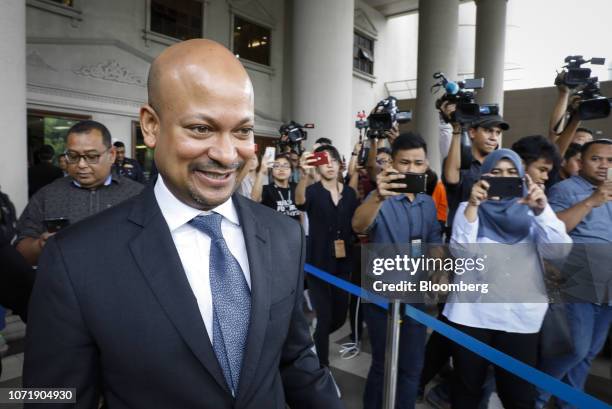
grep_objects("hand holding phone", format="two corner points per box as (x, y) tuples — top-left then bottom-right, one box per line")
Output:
(480, 176), (523, 199)
(43, 218), (70, 233)
(310, 151), (329, 166)
(376, 168), (406, 198)
(389, 172), (427, 194)
(262, 147), (276, 166)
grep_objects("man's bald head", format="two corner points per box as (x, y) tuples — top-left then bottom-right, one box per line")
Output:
(140, 38), (256, 210)
(147, 39), (253, 115)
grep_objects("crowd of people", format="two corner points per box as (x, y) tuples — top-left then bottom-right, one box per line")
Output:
(0, 38), (610, 409)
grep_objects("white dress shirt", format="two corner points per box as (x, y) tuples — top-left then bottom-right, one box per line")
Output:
(154, 176), (251, 344)
(443, 202), (572, 334)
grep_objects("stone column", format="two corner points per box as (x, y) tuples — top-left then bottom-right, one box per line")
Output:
(474, 0), (507, 113)
(0, 0), (28, 214)
(291, 0), (354, 158)
(415, 0), (459, 172)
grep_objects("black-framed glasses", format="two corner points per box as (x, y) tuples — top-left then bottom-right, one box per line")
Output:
(63, 148), (110, 164)
(272, 163), (291, 169)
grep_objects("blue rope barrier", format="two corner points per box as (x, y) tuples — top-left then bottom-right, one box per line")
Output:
(304, 263), (611, 409)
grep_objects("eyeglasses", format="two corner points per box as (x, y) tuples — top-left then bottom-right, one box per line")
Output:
(376, 159), (391, 165)
(64, 148), (110, 164)
(272, 163), (291, 169)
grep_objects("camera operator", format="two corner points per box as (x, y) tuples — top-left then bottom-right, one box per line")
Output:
(437, 98), (457, 160)
(295, 145), (358, 377)
(537, 139), (612, 408)
(443, 115), (510, 231)
(251, 153), (300, 221)
(548, 58), (602, 157)
(445, 149), (571, 409)
(353, 133), (443, 409)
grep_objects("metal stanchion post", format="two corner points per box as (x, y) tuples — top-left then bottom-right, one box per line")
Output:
(382, 300), (402, 409)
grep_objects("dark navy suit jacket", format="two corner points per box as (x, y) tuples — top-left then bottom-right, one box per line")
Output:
(23, 187), (344, 409)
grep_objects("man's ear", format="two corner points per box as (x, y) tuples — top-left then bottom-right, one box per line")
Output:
(468, 127), (476, 141)
(108, 147), (117, 163)
(140, 104), (160, 149)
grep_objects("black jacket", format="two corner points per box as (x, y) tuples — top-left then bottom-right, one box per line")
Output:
(24, 187), (344, 409)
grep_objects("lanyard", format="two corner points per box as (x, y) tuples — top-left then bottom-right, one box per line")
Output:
(274, 184), (290, 203)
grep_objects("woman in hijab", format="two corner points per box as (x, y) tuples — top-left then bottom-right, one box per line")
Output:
(442, 149), (572, 409)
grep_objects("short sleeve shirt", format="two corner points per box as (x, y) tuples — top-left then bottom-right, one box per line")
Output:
(548, 175), (612, 243)
(261, 183), (301, 221)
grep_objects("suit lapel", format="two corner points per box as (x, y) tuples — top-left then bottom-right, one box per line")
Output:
(232, 194), (272, 403)
(127, 188), (230, 395)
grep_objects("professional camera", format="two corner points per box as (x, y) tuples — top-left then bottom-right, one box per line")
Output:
(575, 78), (611, 120)
(276, 121), (314, 153)
(556, 55), (605, 88)
(432, 72), (499, 124)
(367, 97), (412, 138)
(433, 72), (503, 170)
(556, 56), (611, 121)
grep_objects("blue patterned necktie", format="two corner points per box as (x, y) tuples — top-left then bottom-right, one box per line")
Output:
(190, 213), (251, 396)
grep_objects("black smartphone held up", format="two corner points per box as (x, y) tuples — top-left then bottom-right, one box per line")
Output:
(391, 172), (428, 194)
(481, 176), (524, 199)
(43, 218), (70, 233)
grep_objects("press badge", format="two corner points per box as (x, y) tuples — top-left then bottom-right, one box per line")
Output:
(411, 238), (422, 258)
(334, 239), (346, 258)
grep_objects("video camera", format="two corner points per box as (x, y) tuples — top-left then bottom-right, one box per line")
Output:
(557, 56), (611, 121)
(366, 97), (412, 138)
(277, 121), (314, 153)
(432, 72), (503, 170)
(432, 72), (499, 124)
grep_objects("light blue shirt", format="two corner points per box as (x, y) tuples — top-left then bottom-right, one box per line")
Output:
(72, 174), (113, 189)
(548, 175), (612, 243)
(367, 193), (442, 245)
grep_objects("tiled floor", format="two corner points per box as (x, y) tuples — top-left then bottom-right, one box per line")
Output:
(1, 310), (610, 409)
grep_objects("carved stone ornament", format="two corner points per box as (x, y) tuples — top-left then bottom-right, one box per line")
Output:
(72, 59), (145, 86)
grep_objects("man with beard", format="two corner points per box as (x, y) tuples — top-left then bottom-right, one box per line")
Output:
(23, 39), (343, 409)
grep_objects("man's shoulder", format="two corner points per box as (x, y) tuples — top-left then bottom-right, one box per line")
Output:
(548, 177), (579, 197)
(112, 176), (145, 194)
(234, 194), (302, 235)
(34, 176), (73, 197)
(124, 158), (142, 167)
(54, 189), (145, 246)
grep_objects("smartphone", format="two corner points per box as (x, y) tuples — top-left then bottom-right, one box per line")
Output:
(481, 176), (524, 199)
(607, 167), (612, 180)
(391, 172), (427, 194)
(311, 151), (329, 166)
(263, 146), (276, 165)
(43, 218), (70, 233)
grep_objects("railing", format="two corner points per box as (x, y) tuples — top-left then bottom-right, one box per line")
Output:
(304, 263), (610, 409)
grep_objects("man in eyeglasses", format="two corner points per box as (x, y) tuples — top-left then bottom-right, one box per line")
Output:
(15, 120), (144, 265)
